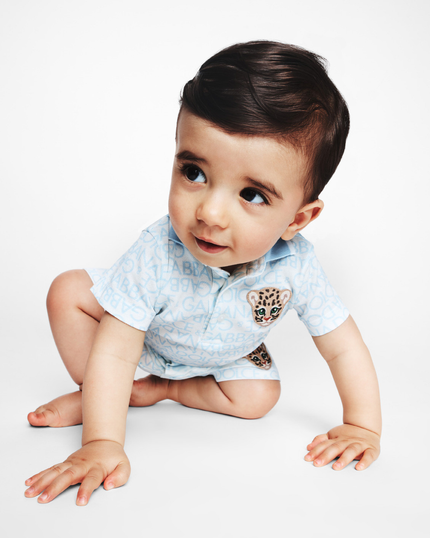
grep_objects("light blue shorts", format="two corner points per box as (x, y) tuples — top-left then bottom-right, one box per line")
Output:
(137, 342), (280, 382)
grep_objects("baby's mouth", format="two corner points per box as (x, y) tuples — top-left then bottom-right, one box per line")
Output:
(195, 237), (227, 254)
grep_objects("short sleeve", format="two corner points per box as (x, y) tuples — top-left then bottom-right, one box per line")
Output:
(90, 230), (166, 331)
(290, 251), (349, 336)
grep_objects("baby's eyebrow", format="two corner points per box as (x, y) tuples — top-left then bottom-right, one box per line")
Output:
(175, 150), (207, 163)
(247, 178), (283, 200)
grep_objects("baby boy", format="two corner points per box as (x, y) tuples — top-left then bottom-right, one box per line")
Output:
(25, 41), (381, 506)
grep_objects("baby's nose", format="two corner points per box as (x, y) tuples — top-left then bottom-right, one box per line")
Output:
(197, 191), (229, 228)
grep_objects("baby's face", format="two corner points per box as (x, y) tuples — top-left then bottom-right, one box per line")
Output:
(168, 109), (312, 271)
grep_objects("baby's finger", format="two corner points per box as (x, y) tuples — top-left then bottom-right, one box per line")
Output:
(37, 465), (86, 504)
(25, 461), (71, 486)
(355, 448), (378, 471)
(76, 468), (106, 506)
(304, 438), (334, 462)
(332, 443), (364, 470)
(103, 461), (131, 491)
(306, 433), (328, 451)
(25, 469), (51, 487)
(25, 462), (73, 498)
(311, 441), (350, 467)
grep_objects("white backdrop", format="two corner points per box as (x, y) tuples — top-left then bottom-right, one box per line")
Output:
(1, 0), (429, 536)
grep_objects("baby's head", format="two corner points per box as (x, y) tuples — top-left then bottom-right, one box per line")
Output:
(169, 41), (350, 271)
(180, 40), (349, 205)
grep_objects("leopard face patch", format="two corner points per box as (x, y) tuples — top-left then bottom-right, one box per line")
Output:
(245, 343), (272, 370)
(247, 287), (291, 327)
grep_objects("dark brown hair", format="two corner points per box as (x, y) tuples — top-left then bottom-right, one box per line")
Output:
(180, 41), (350, 204)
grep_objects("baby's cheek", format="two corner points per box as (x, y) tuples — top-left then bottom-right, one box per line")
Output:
(242, 234), (272, 259)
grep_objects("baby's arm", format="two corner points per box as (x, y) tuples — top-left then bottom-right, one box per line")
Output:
(305, 315), (381, 470)
(25, 312), (145, 505)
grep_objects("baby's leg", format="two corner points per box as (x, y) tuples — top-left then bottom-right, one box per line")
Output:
(131, 375), (280, 419)
(28, 270), (103, 427)
(168, 377), (281, 419)
(46, 270), (104, 385)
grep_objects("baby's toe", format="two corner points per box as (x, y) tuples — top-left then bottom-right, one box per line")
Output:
(27, 407), (58, 427)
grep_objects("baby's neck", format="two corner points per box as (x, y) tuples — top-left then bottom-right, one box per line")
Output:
(221, 264), (239, 275)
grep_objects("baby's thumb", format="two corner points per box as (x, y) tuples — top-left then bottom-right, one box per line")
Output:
(104, 461), (131, 491)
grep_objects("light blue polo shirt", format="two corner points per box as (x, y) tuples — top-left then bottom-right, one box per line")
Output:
(88, 215), (348, 381)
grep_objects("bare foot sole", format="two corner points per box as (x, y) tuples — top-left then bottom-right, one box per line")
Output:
(129, 375), (169, 407)
(28, 375), (169, 427)
(27, 391), (83, 428)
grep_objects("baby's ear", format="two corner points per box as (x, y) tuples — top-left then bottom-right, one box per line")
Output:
(281, 199), (324, 241)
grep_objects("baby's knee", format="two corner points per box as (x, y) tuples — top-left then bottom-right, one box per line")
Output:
(223, 379), (281, 420)
(46, 270), (90, 314)
(246, 380), (281, 419)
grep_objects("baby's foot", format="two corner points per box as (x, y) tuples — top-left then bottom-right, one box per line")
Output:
(27, 391), (83, 428)
(129, 375), (170, 407)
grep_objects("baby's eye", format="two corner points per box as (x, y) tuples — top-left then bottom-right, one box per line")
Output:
(240, 188), (267, 205)
(257, 308), (266, 316)
(182, 165), (206, 183)
(270, 307), (280, 315)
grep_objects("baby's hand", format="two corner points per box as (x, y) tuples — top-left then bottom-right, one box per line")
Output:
(24, 440), (130, 505)
(304, 424), (380, 471)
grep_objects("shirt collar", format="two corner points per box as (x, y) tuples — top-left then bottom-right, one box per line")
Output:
(168, 224), (182, 245)
(265, 237), (292, 262)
